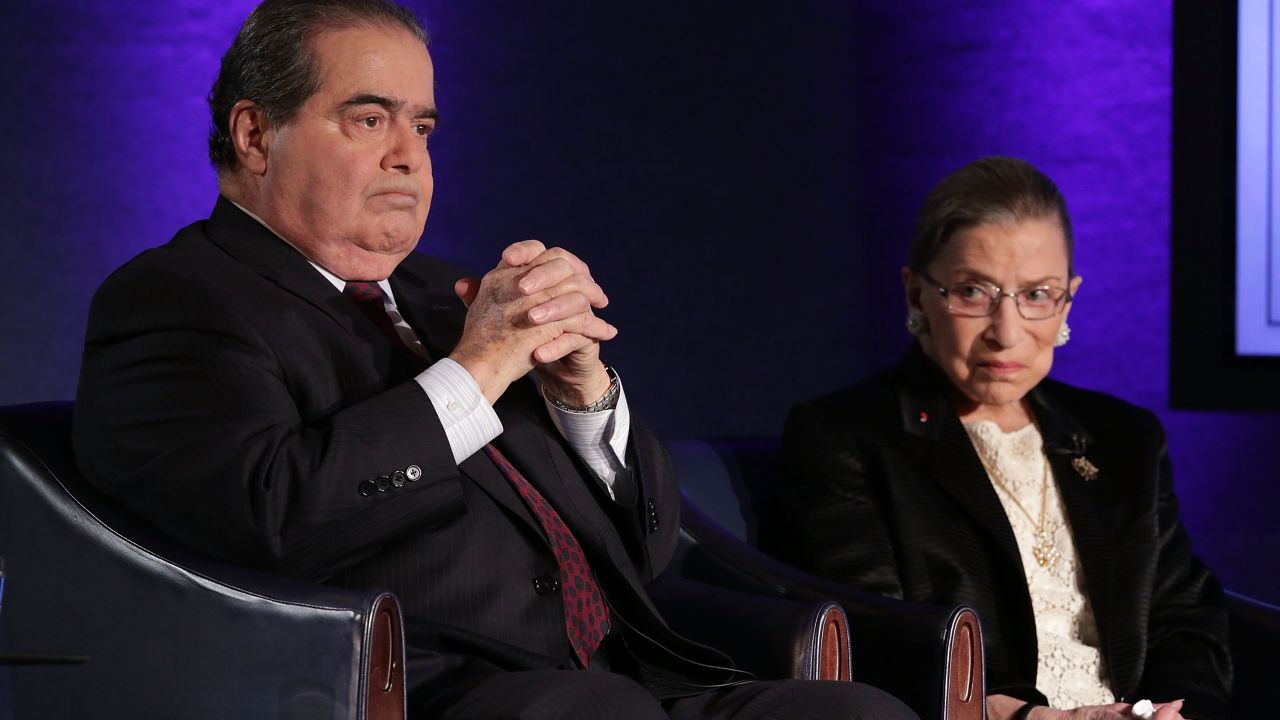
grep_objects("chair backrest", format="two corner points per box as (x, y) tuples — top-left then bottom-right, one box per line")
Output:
(0, 402), (404, 720)
(666, 436), (986, 720)
(1228, 590), (1280, 715)
(664, 438), (783, 546)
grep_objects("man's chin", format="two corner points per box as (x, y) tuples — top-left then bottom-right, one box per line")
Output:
(321, 242), (415, 281)
(358, 228), (422, 257)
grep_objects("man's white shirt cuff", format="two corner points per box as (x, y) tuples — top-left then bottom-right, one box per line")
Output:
(416, 358), (502, 465)
(545, 380), (631, 498)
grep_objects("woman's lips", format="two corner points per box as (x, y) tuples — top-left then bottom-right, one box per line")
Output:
(976, 361), (1025, 375)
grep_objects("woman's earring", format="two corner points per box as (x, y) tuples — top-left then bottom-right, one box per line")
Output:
(1055, 321), (1071, 347)
(906, 309), (927, 337)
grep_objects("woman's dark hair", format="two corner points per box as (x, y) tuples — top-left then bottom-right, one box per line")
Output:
(207, 0), (427, 171)
(909, 156), (1075, 276)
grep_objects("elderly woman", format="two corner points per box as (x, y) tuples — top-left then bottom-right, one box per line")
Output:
(768, 157), (1230, 720)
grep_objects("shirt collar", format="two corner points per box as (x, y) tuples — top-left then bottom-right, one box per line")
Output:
(227, 199), (396, 303)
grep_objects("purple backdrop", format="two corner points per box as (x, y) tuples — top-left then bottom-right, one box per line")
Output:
(1, 1), (1276, 602)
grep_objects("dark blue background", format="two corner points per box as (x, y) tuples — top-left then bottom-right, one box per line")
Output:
(2, 2), (1277, 602)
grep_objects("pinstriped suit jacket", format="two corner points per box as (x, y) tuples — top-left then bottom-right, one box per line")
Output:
(768, 348), (1230, 718)
(73, 197), (737, 698)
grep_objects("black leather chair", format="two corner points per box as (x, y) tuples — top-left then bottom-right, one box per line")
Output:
(667, 439), (984, 720)
(0, 402), (405, 720)
(0, 403), (852, 719)
(1227, 590), (1280, 715)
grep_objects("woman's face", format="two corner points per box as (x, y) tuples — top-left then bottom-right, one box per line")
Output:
(904, 217), (1082, 418)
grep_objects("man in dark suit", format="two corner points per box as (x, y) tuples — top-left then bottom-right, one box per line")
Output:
(73, 1), (914, 718)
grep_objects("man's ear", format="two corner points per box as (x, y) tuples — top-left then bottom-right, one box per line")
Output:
(227, 99), (272, 175)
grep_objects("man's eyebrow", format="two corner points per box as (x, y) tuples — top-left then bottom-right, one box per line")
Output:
(339, 93), (401, 112)
(338, 94), (439, 121)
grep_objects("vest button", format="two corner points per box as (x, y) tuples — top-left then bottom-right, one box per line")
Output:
(532, 574), (561, 595)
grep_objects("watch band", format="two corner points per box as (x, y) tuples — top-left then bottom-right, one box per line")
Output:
(544, 365), (620, 413)
(1010, 702), (1042, 720)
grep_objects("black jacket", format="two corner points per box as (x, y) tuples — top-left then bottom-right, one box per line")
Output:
(767, 348), (1230, 717)
(74, 197), (741, 700)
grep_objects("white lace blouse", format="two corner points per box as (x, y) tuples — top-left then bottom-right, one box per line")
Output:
(962, 420), (1114, 709)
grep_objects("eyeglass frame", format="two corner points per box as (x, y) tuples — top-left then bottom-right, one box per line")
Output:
(917, 271), (1074, 320)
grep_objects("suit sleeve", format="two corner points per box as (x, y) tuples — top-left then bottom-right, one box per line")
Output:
(771, 400), (904, 598)
(1135, 415), (1231, 718)
(74, 263), (466, 580)
(620, 415), (681, 582)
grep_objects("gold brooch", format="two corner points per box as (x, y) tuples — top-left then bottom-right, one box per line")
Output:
(1072, 456), (1099, 481)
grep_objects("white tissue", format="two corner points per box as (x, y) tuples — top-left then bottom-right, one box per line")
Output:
(1132, 699), (1156, 720)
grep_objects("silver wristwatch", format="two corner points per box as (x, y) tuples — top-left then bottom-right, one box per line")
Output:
(545, 365), (620, 413)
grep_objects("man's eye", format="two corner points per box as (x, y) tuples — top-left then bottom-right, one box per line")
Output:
(360, 116), (381, 128)
(413, 123), (433, 137)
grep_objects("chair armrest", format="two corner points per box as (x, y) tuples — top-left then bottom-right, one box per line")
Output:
(1228, 590), (1280, 716)
(647, 574), (849, 682)
(672, 494), (984, 720)
(0, 402), (406, 720)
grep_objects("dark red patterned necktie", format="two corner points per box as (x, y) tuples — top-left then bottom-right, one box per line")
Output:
(343, 281), (402, 341)
(343, 281), (426, 380)
(344, 280), (610, 665)
(482, 444), (611, 667)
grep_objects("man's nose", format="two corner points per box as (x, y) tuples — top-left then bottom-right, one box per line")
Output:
(382, 123), (428, 174)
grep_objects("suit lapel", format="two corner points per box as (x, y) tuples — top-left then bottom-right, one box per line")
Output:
(927, 416), (1028, 576)
(204, 197), (366, 339)
(897, 351), (1026, 576)
(493, 395), (626, 558)
(490, 391), (651, 597)
(1029, 385), (1140, 696)
(378, 262), (544, 532)
(446, 378), (624, 565)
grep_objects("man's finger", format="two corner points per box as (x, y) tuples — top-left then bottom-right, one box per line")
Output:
(500, 239), (547, 268)
(557, 312), (618, 342)
(454, 277), (480, 308)
(522, 247), (593, 279)
(518, 256), (577, 295)
(524, 273), (608, 314)
(518, 256), (602, 303)
(532, 332), (593, 364)
(527, 292), (593, 325)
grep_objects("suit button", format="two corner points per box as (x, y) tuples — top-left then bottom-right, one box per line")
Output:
(532, 575), (561, 595)
(375, 475), (392, 493)
(358, 480), (376, 497)
(405, 465), (422, 482)
(390, 470), (407, 488)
